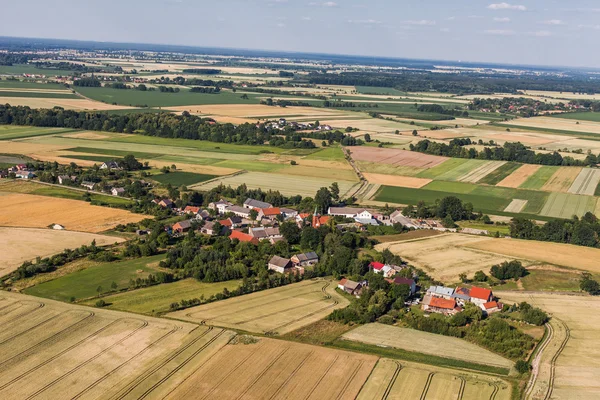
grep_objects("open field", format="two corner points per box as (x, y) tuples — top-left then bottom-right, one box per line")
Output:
(0, 291), (235, 400)
(151, 171), (217, 186)
(0, 227), (123, 277)
(363, 173), (431, 188)
(416, 158), (470, 179)
(357, 358), (511, 400)
(432, 159), (490, 182)
(539, 192), (597, 219)
(349, 147), (447, 168)
(478, 162), (521, 185)
(552, 111), (600, 122)
(504, 199), (528, 213)
(81, 278), (242, 315)
(342, 323), (513, 369)
(499, 292), (600, 399)
(169, 279), (350, 335)
(519, 166), (557, 190)
(497, 164), (542, 188)
(190, 171), (358, 197)
(0, 191), (144, 233)
(502, 116), (600, 135)
(0, 96), (133, 110)
(568, 168), (600, 196)
(0, 126), (75, 140)
(541, 167), (582, 193)
(165, 336), (376, 400)
(457, 161), (506, 183)
(376, 234), (517, 282)
(167, 103), (348, 119)
(23, 255), (165, 302)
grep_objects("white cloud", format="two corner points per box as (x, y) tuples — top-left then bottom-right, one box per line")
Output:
(468, 15), (484, 19)
(447, 16), (456, 21)
(348, 19), (381, 24)
(404, 20), (436, 26)
(488, 3), (527, 11)
(276, 22), (286, 28)
(440, 28), (451, 32)
(322, 1), (337, 7)
(543, 19), (564, 25)
(494, 17), (511, 22)
(530, 30), (552, 37)
(578, 24), (600, 30)
(484, 29), (516, 35)
(301, 16), (312, 21)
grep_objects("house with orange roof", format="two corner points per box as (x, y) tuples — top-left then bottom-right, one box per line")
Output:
(258, 207), (282, 220)
(229, 229), (259, 245)
(469, 286), (493, 307)
(422, 295), (461, 315)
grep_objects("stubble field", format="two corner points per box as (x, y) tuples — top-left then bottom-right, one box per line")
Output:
(168, 279), (349, 335)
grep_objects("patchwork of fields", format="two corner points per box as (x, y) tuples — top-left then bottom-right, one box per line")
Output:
(169, 279), (349, 335)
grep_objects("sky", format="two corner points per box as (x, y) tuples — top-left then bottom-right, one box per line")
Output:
(2, 0), (600, 68)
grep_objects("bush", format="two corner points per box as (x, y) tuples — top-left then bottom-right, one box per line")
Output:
(378, 315), (395, 325)
(515, 360), (531, 374)
(490, 260), (528, 280)
(95, 299), (106, 307)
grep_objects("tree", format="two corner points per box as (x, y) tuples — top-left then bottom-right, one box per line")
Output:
(111, 281), (118, 291)
(412, 129), (418, 136)
(95, 299), (106, 307)
(329, 182), (340, 202)
(314, 187), (332, 214)
(280, 221), (301, 244)
(364, 133), (372, 142)
(436, 196), (466, 221)
(515, 360), (531, 374)
(249, 209), (258, 221)
(473, 270), (487, 282)
(96, 286), (103, 297)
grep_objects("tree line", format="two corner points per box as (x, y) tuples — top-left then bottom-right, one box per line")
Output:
(510, 213), (600, 248)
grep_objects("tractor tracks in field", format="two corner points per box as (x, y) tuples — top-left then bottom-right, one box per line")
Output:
(543, 319), (570, 400)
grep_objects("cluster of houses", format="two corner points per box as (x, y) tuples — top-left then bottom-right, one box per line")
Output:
(267, 251), (319, 275)
(422, 285), (502, 316)
(262, 118), (332, 132)
(0, 164), (35, 180)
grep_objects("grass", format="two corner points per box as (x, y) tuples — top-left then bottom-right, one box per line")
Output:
(519, 166), (557, 190)
(65, 147), (162, 159)
(494, 122), (600, 140)
(304, 146), (346, 161)
(215, 159), (286, 172)
(551, 112), (600, 122)
(424, 180), (478, 194)
(0, 90), (79, 99)
(280, 320), (355, 346)
(457, 221), (511, 235)
(81, 278), (242, 315)
(0, 80), (68, 90)
(331, 338), (510, 376)
(354, 86), (406, 96)
(478, 162), (521, 185)
(539, 192), (597, 218)
(432, 159), (489, 182)
(416, 158), (469, 179)
(0, 126), (75, 140)
(0, 64), (76, 76)
(371, 230), (444, 243)
(23, 255), (165, 302)
(151, 171), (217, 186)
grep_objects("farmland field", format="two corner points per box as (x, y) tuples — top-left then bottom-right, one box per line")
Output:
(498, 292), (600, 400)
(0, 126), (75, 140)
(23, 255), (165, 302)
(348, 147), (447, 168)
(432, 159), (490, 182)
(567, 168), (600, 195)
(342, 323), (513, 369)
(539, 192), (597, 218)
(416, 158), (470, 179)
(168, 279), (349, 335)
(0, 227), (123, 277)
(0, 191), (144, 232)
(551, 111), (600, 122)
(151, 171), (217, 186)
(478, 162), (521, 185)
(518, 166), (557, 190)
(81, 278), (242, 315)
(357, 358), (511, 400)
(504, 199), (528, 213)
(496, 164), (542, 188)
(456, 161), (506, 183)
(501, 116), (600, 136)
(190, 171), (358, 197)
(541, 167), (582, 192)
(363, 173), (431, 188)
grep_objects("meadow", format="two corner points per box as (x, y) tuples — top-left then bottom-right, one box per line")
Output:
(151, 171), (217, 186)
(169, 279), (349, 335)
(551, 111), (600, 122)
(23, 255), (166, 301)
(0, 126), (75, 140)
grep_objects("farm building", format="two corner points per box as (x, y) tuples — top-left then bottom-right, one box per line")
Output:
(258, 207), (282, 220)
(158, 199), (174, 208)
(483, 301), (502, 314)
(451, 287), (472, 304)
(328, 207), (372, 219)
(249, 227), (281, 241)
(280, 208), (298, 219)
(173, 220), (192, 234)
(268, 256), (293, 274)
(422, 295), (461, 315)
(427, 286), (455, 300)
(224, 205), (251, 219)
(81, 181), (96, 190)
(200, 221), (225, 236)
(387, 277), (417, 294)
(100, 160), (121, 170)
(111, 187), (125, 197)
(389, 211), (421, 229)
(337, 279), (364, 297)
(57, 175), (72, 185)
(229, 230), (259, 245)
(183, 206), (201, 215)
(15, 171), (34, 179)
(209, 199), (233, 214)
(291, 252), (319, 267)
(244, 198), (272, 210)
(470, 287), (493, 307)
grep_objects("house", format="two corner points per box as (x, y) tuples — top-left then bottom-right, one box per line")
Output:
(483, 301), (502, 314)
(57, 175), (71, 185)
(229, 229), (259, 245)
(258, 207), (281, 220)
(15, 171), (34, 179)
(219, 218), (233, 229)
(337, 278), (348, 290)
(339, 279), (364, 297)
(370, 261), (385, 272)
(81, 181), (96, 190)
(422, 295), (460, 315)
(173, 220), (192, 234)
(243, 198), (272, 210)
(427, 286), (455, 300)
(224, 205), (251, 219)
(328, 207), (371, 219)
(389, 211), (420, 229)
(312, 214), (330, 228)
(470, 287), (493, 307)
(183, 206), (201, 215)
(291, 252), (319, 267)
(100, 160), (120, 170)
(451, 287), (471, 304)
(201, 221), (220, 235)
(354, 217), (380, 226)
(268, 256), (293, 274)
(280, 208), (298, 219)
(249, 227), (281, 240)
(111, 187), (125, 196)
(198, 210), (212, 220)
(388, 277), (416, 294)
(16, 164), (29, 171)
(209, 199), (233, 214)
(158, 199), (174, 208)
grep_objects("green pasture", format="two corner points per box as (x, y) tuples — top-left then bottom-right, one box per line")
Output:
(416, 158), (468, 179)
(551, 112), (600, 122)
(354, 86), (407, 96)
(65, 147), (162, 159)
(215, 159), (285, 172)
(432, 159), (489, 181)
(0, 126), (75, 140)
(304, 146), (346, 161)
(0, 64), (75, 76)
(81, 278), (242, 315)
(24, 255), (165, 302)
(539, 192), (597, 219)
(478, 162), (521, 185)
(153, 155), (225, 165)
(0, 90), (79, 99)
(151, 171), (217, 186)
(519, 166), (557, 190)
(357, 161), (424, 177)
(0, 80), (68, 90)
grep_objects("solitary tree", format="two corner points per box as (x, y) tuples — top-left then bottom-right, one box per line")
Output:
(96, 286), (103, 297)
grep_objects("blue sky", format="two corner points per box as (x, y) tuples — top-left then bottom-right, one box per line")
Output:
(2, 0), (600, 67)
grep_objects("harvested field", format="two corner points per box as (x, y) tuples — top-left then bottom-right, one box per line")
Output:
(190, 171), (357, 197)
(504, 199), (528, 213)
(371, 230), (444, 243)
(357, 358), (511, 400)
(348, 147), (447, 168)
(376, 234), (516, 282)
(356, 161), (423, 177)
(277, 165), (359, 182)
(539, 192), (597, 219)
(165, 337), (376, 400)
(0, 96), (132, 110)
(363, 173), (431, 188)
(167, 104), (345, 119)
(498, 292), (600, 400)
(433, 159), (489, 182)
(0, 291), (235, 400)
(541, 167), (582, 192)
(62, 131), (111, 140)
(168, 279), (350, 335)
(319, 118), (416, 133)
(568, 168), (600, 195)
(457, 161), (506, 183)
(503, 116), (600, 135)
(342, 323), (513, 369)
(466, 237), (600, 274)
(0, 227), (122, 277)
(497, 164), (541, 188)
(0, 192), (144, 232)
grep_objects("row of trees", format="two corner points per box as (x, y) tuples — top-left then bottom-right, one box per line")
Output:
(510, 213), (600, 248)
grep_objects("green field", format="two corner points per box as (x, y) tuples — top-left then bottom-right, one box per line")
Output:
(0, 90), (79, 99)
(354, 86), (407, 96)
(416, 158), (468, 179)
(151, 171), (217, 186)
(519, 166), (557, 189)
(304, 146), (346, 161)
(494, 123), (600, 139)
(215, 159), (285, 172)
(0, 80), (68, 90)
(65, 147), (162, 159)
(478, 162), (521, 185)
(457, 221), (511, 236)
(431, 159), (489, 181)
(551, 112), (600, 122)
(0, 64), (76, 76)
(539, 192), (597, 218)
(0, 126), (75, 140)
(81, 278), (242, 314)
(23, 255), (165, 302)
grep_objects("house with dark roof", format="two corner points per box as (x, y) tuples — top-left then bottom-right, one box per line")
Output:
(338, 279), (365, 297)
(387, 277), (416, 294)
(224, 205), (251, 219)
(158, 199), (174, 208)
(243, 198), (272, 210)
(111, 187), (126, 197)
(451, 287), (471, 305)
(427, 286), (455, 299)
(173, 220), (192, 234)
(100, 160), (121, 170)
(268, 256), (293, 274)
(249, 227), (281, 241)
(291, 252), (319, 267)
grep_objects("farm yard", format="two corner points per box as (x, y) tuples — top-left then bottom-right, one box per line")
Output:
(0, 227), (122, 277)
(357, 358), (511, 400)
(168, 279), (350, 335)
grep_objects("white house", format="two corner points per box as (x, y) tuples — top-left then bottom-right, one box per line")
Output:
(111, 187), (126, 196)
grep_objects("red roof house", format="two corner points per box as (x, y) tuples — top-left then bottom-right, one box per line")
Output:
(312, 215), (330, 228)
(184, 206), (201, 214)
(229, 230), (259, 245)
(370, 261), (385, 271)
(470, 287), (493, 305)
